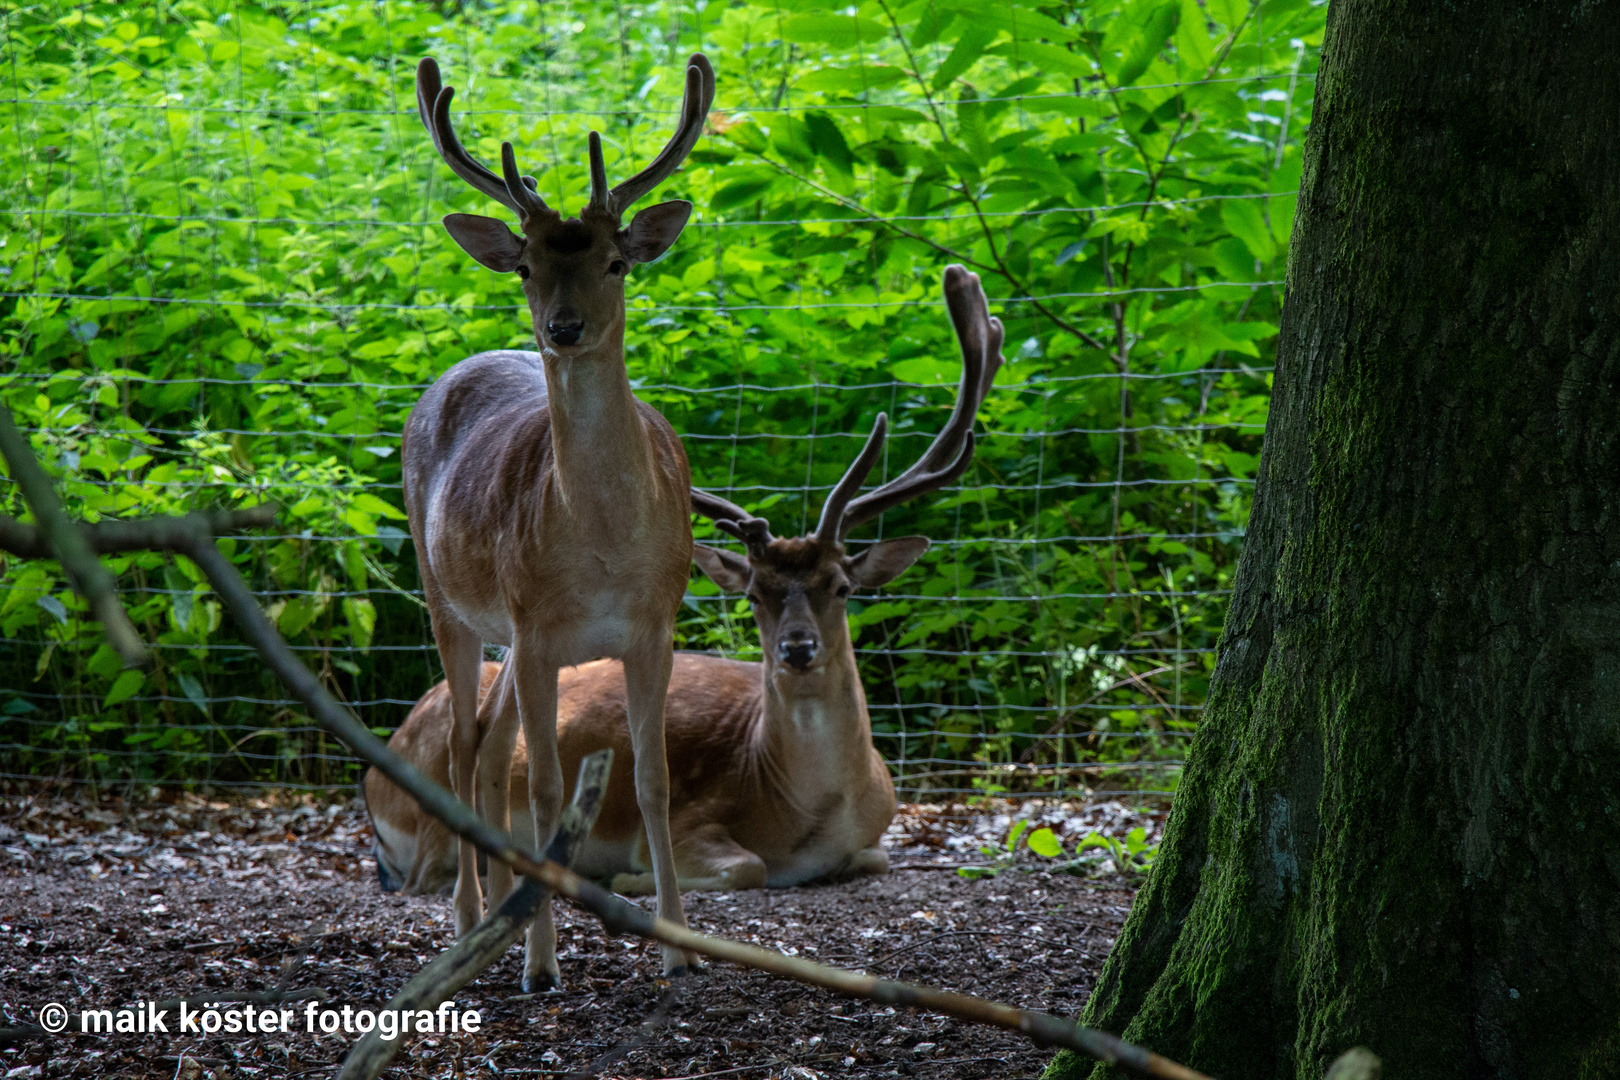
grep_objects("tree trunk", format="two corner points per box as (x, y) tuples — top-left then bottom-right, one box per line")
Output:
(1048, 2), (1620, 1078)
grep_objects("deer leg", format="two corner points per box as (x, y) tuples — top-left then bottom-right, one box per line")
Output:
(843, 845), (890, 878)
(612, 822), (768, 894)
(620, 637), (692, 976)
(429, 608), (485, 938)
(476, 661), (520, 911)
(510, 639), (563, 992)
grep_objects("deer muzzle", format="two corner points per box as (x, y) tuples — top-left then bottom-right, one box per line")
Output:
(777, 634), (821, 671)
(546, 313), (585, 347)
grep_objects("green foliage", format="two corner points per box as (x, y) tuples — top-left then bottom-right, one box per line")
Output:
(1029, 822), (1160, 878)
(957, 817), (1034, 880)
(0, 0), (1323, 789)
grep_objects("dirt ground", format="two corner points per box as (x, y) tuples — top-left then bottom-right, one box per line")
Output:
(0, 788), (1160, 1080)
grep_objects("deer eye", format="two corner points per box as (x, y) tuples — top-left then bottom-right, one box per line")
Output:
(515, 265), (531, 279)
(608, 260), (627, 276)
(746, 592), (762, 605)
(836, 584), (851, 598)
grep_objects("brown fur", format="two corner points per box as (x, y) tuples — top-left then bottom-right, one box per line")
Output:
(367, 531), (907, 898)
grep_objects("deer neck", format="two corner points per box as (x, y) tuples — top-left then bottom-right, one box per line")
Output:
(757, 636), (871, 766)
(540, 327), (656, 512)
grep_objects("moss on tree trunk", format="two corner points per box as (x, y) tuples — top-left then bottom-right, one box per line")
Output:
(1047, 2), (1620, 1077)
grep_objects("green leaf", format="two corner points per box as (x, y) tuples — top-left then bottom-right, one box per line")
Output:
(1212, 237), (1262, 283)
(277, 596), (318, 639)
(779, 13), (887, 47)
(803, 112), (854, 175)
(1175, 0), (1214, 73)
(891, 357), (961, 383)
(795, 65), (908, 93)
(711, 178), (776, 212)
(35, 594), (68, 624)
(1116, 1), (1179, 87)
(931, 26), (994, 90)
(343, 597), (376, 651)
(342, 540), (367, 591)
(352, 493), (407, 520)
(374, 525), (409, 555)
(909, 6), (955, 48)
(1220, 197), (1276, 262)
(86, 644), (123, 680)
(988, 41), (1091, 78)
(1006, 818), (1030, 851)
(176, 672), (210, 717)
(1269, 153), (1304, 244)
(1027, 827), (1063, 858)
(104, 669), (144, 707)
(1207, 0), (1252, 28)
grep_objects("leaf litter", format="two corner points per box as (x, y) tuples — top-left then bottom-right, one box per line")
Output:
(0, 788), (1162, 1079)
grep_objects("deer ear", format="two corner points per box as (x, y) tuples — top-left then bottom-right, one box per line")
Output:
(846, 536), (930, 588)
(442, 213), (525, 272)
(693, 543), (752, 594)
(622, 200), (693, 265)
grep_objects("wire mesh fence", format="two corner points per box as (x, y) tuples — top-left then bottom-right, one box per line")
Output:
(0, 0), (1323, 800)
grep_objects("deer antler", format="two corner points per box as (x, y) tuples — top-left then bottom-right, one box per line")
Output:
(817, 265), (1005, 544)
(416, 58), (552, 222)
(588, 54), (717, 220)
(691, 488), (776, 556)
(814, 415), (889, 544)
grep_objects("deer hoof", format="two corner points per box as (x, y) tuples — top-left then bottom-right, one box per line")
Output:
(522, 972), (561, 994)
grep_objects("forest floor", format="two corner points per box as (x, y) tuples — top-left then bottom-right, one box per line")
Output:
(0, 788), (1161, 1080)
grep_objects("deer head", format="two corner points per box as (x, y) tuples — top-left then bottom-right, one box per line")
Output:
(416, 54), (716, 352)
(690, 266), (1005, 675)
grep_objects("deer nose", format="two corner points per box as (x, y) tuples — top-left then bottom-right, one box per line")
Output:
(546, 315), (584, 347)
(374, 843), (401, 893)
(778, 635), (820, 670)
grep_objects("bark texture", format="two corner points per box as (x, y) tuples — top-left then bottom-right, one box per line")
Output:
(1050, 2), (1620, 1077)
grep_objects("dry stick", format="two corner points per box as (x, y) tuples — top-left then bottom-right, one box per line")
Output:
(184, 536), (1209, 1080)
(0, 407), (147, 663)
(338, 751), (615, 1080)
(0, 464), (1209, 1080)
(0, 505), (280, 558)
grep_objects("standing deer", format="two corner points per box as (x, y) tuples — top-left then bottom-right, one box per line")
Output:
(368, 266), (1003, 898)
(403, 53), (715, 989)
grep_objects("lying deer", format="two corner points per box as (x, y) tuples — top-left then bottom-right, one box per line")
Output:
(402, 53), (714, 989)
(368, 266), (1004, 898)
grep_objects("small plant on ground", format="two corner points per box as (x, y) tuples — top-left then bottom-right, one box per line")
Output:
(958, 818), (1033, 880)
(1026, 825), (1159, 879)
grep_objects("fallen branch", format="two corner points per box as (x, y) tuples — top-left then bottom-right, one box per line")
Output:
(0, 407), (1211, 1080)
(191, 532), (1206, 1076)
(0, 505), (280, 559)
(338, 751), (613, 1080)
